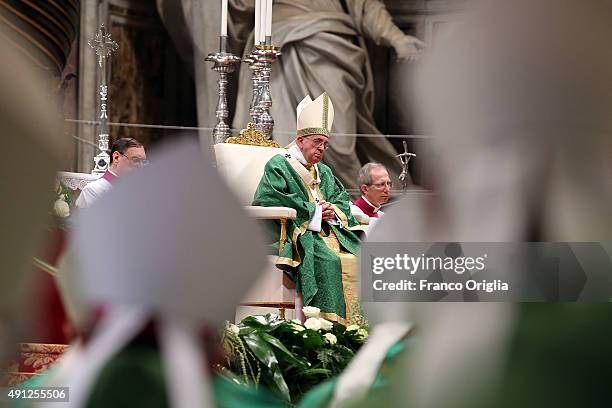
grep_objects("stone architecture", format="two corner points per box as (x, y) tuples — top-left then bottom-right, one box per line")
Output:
(73, 0), (464, 179)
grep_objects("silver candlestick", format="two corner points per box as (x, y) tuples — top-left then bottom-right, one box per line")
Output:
(88, 24), (118, 175)
(244, 53), (263, 124)
(206, 37), (241, 144)
(252, 44), (280, 138)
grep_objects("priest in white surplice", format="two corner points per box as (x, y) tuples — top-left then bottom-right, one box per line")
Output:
(76, 138), (147, 208)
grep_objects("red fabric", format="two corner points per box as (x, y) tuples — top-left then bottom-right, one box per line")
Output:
(102, 170), (118, 185)
(354, 196), (379, 218)
(30, 228), (72, 344)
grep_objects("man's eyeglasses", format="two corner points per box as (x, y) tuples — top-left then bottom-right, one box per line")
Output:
(307, 136), (330, 150)
(120, 152), (149, 167)
(371, 181), (392, 189)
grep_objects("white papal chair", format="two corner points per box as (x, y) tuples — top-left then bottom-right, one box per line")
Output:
(213, 125), (299, 321)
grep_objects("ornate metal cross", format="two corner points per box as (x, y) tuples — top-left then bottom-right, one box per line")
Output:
(88, 24), (118, 68)
(88, 24), (118, 175)
(396, 140), (416, 192)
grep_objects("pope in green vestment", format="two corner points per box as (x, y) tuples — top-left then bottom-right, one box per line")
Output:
(253, 93), (362, 323)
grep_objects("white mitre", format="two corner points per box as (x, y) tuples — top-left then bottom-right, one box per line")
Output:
(296, 92), (335, 137)
(72, 141), (267, 325)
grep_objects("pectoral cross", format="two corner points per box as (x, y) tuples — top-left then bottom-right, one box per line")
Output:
(396, 140), (416, 192)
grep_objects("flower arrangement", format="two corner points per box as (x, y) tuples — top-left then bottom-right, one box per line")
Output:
(220, 308), (368, 404)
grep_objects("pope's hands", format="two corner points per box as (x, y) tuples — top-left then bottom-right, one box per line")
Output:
(320, 201), (336, 221)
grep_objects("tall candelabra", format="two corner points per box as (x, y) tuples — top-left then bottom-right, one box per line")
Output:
(251, 44), (280, 138)
(206, 37), (241, 144)
(88, 24), (118, 175)
(244, 54), (263, 124)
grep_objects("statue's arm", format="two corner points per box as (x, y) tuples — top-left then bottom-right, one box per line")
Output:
(349, 0), (425, 60)
(229, 0), (255, 13)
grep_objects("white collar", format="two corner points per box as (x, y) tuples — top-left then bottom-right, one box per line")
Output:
(108, 169), (118, 177)
(288, 144), (308, 165)
(361, 196), (381, 213)
(288, 145), (319, 179)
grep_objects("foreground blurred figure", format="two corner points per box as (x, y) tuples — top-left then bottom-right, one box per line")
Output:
(0, 38), (65, 370)
(362, 0), (612, 407)
(30, 141), (272, 408)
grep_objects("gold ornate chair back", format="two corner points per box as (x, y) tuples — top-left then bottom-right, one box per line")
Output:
(225, 123), (281, 148)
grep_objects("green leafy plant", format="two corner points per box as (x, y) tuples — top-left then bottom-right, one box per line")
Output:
(220, 310), (368, 404)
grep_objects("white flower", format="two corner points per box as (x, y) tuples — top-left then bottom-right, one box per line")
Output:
(53, 199), (70, 218)
(346, 324), (359, 332)
(291, 323), (305, 332)
(227, 323), (240, 335)
(357, 328), (368, 338)
(304, 317), (322, 331)
(318, 318), (333, 331)
(290, 319), (305, 332)
(324, 333), (337, 345)
(302, 306), (321, 318)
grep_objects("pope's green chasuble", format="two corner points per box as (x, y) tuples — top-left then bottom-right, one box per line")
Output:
(253, 151), (362, 323)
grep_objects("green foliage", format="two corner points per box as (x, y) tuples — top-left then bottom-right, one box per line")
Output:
(220, 314), (368, 404)
(347, 298), (370, 330)
(316, 345), (354, 372)
(51, 180), (74, 229)
(55, 180), (73, 206)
